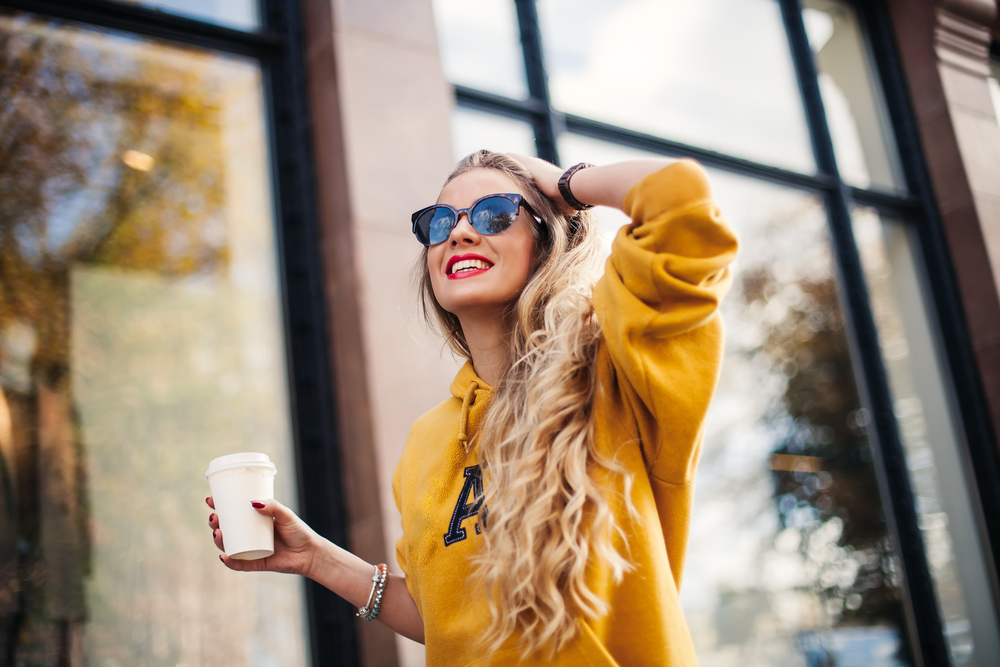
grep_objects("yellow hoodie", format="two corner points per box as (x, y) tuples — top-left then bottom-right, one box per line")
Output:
(392, 160), (738, 666)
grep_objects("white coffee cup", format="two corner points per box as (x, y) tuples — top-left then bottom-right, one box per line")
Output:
(205, 452), (277, 560)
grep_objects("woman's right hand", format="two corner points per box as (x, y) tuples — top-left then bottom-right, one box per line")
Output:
(207, 497), (319, 577)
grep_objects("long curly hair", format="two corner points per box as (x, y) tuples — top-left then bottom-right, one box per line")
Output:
(417, 150), (634, 658)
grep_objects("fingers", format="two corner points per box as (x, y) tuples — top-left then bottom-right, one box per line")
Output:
(218, 553), (269, 572)
(505, 152), (554, 168)
(208, 511), (223, 551)
(206, 496), (216, 510)
(248, 498), (289, 521)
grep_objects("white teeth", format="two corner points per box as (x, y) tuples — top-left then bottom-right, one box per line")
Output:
(450, 258), (492, 274)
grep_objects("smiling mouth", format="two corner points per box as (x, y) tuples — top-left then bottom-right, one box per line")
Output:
(448, 258), (494, 276)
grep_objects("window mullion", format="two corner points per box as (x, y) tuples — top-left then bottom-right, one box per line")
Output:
(513, 0), (559, 163)
(779, 1), (950, 665)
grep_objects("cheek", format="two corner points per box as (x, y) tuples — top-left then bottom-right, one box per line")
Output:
(503, 233), (537, 292)
(426, 249), (445, 295)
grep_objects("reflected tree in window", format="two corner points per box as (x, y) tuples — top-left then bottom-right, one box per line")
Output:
(741, 263), (908, 646)
(0, 15), (227, 664)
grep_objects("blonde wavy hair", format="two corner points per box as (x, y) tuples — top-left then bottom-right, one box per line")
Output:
(417, 150), (634, 658)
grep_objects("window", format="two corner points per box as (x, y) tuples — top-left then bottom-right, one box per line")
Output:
(0, 2), (354, 665)
(433, 0), (1000, 665)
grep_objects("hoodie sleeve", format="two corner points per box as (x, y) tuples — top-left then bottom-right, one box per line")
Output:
(592, 159), (737, 484)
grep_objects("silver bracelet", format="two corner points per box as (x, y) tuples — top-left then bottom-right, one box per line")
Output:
(357, 563), (388, 621)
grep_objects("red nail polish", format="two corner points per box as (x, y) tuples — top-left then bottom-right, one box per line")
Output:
(208, 514), (215, 526)
(219, 555), (224, 562)
(251, 501), (265, 508)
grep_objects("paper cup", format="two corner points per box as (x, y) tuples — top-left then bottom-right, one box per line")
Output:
(205, 452), (277, 560)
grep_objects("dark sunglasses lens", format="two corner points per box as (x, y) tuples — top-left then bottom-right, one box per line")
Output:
(471, 197), (519, 236)
(416, 207), (456, 246)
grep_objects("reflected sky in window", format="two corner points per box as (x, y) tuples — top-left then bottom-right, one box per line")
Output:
(433, 0), (528, 100)
(537, 0), (816, 173)
(115, 0), (259, 31)
(450, 106), (537, 163)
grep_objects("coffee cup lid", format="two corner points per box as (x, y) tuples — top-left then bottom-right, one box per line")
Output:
(205, 452), (276, 481)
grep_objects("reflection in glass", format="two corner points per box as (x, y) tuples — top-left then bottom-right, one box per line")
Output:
(537, 0), (815, 172)
(116, 0), (259, 31)
(432, 0), (528, 100)
(989, 60), (1000, 133)
(803, 0), (904, 192)
(853, 208), (1000, 666)
(451, 106), (537, 163)
(555, 135), (913, 664)
(0, 11), (306, 666)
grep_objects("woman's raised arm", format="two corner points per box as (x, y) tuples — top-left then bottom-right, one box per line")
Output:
(506, 153), (676, 213)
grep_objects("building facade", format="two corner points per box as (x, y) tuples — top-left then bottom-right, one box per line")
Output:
(0, 1), (999, 666)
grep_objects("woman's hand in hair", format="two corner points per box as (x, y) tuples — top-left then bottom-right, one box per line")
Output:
(207, 496), (319, 577)
(505, 152), (577, 216)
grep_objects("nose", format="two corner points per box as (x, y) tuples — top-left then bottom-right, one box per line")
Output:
(449, 212), (480, 246)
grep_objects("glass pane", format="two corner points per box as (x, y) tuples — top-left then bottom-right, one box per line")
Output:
(553, 134), (913, 664)
(853, 208), (1000, 666)
(451, 106), (537, 163)
(116, 0), (259, 31)
(537, 0), (816, 173)
(804, 0), (905, 192)
(0, 11), (307, 666)
(432, 0), (528, 99)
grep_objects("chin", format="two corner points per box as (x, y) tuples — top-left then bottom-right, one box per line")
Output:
(434, 285), (520, 317)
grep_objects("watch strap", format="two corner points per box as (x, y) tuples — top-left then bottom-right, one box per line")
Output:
(557, 163), (595, 211)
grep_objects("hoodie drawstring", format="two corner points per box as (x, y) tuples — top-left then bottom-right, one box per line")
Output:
(457, 381), (479, 452)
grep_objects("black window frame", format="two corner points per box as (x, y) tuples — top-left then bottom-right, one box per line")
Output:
(455, 1), (1000, 665)
(0, 1), (359, 665)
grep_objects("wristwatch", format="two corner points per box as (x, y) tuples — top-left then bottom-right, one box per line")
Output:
(557, 163), (595, 211)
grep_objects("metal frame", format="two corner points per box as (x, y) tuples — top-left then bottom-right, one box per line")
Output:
(779, 2), (946, 664)
(0, 2), (359, 666)
(861, 0), (1000, 655)
(454, 0), (999, 666)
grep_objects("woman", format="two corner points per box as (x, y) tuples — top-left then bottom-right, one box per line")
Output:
(207, 151), (738, 666)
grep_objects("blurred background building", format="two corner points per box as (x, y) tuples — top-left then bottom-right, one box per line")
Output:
(0, 0), (999, 666)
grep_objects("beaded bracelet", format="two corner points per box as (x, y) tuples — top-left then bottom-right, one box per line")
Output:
(357, 563), (388, 621)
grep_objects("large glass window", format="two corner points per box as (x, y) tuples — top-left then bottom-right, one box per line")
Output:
(433, 1), (1000, 665)
(0, 11), (307, 666)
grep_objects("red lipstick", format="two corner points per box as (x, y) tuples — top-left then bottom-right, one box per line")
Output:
(446, 253), (494, 280)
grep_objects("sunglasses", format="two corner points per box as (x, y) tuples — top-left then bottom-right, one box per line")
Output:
(411, 193), (542, 246)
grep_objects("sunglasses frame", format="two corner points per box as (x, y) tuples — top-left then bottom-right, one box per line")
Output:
(411, 193), (543, 246)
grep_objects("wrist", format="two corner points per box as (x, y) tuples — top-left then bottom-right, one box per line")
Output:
(557, 163), (595, 211)
(301, 534), (334, 582)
